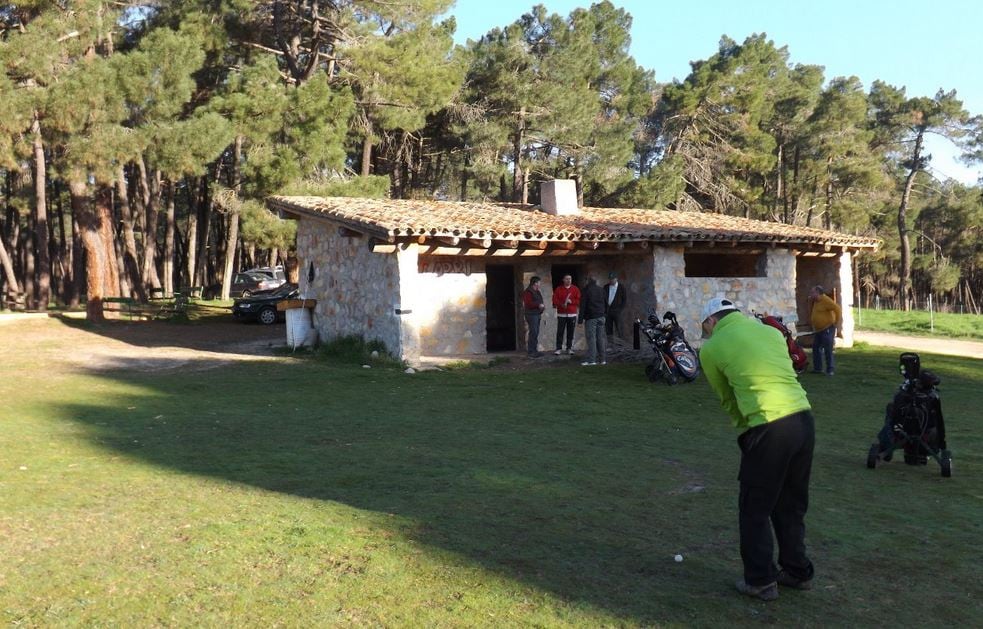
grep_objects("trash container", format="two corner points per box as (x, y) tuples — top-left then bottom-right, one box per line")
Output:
(278, 298), (318, 349)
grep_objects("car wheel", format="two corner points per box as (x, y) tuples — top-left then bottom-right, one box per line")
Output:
(242, 290), (252, 298)
(258, 306), (277, 325)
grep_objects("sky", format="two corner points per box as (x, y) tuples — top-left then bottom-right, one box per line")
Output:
(448, 0), (983, 185)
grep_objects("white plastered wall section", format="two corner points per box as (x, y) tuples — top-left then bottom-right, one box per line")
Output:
(837, 251), (856, 348)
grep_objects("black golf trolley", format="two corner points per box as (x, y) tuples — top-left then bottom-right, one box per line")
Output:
(867, 352), (952, 477)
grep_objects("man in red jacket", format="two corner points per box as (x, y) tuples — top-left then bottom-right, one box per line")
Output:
(552, 274), (580, 354)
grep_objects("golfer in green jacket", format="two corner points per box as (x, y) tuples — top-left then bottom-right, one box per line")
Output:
(699, 297), (815, 602)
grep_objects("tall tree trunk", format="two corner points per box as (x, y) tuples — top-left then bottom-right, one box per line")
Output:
(21, 227), (36, 307)
(245, 242), (256, 270)
(163, 181), (176, 296)
(116, 166), (146, 300)
(70, 180), (120, 321)
(53, 180), (70, 301)
(512, 106), (525, 203)
(185, 176), (199, 291)
(138, 156), (162, 290)
(220, 136), (243, 300)
(68, 207), (83, 308)
(774, 141), (784, 223)
(0, 227), (19, 299)
(30, 112), (51, 310)
(193, 173), (212, 288)
(897, 130), (923, 312)
(360, 122), (373, 176)
(112, 195), (131, 298)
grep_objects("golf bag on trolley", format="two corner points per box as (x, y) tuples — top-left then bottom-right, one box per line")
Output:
(867, 352), (952, 477)
(754, 312), (808, 373)
(635, 311), (700, 385)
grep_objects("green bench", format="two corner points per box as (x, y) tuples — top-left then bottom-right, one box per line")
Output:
(103, 297), (139, 320)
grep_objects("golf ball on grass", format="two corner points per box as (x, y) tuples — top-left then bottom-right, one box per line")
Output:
(674, 554), (684, 562)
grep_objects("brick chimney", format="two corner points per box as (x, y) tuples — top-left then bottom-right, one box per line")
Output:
(540, 179), (579, 215)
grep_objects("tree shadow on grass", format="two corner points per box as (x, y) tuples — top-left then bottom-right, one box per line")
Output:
(57, 354), (742, 624)
(47, 313), (286, 355)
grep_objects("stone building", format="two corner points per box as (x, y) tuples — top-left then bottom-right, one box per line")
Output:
(267, 181), (879, 363)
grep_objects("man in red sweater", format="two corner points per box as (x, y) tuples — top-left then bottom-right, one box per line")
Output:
(552, 274), (581, 354)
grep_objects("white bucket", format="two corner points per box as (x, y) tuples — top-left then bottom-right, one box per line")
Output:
(285, 306), (314, 349)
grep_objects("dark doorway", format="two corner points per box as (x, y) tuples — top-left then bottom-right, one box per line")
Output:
(486, 265), (517, 352)
(551, 264), (583, 291)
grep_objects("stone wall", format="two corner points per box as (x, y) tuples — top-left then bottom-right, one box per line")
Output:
(794, 253), (854, 347)
(651, 247), (800, 346)
(298, 218), (857, 360)
(514, 255), (655, 352)
(296, 220), (406, 357)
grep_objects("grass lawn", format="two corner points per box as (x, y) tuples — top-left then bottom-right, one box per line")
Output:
(2, 319), (981, 626)
(854, 307), (983, 341)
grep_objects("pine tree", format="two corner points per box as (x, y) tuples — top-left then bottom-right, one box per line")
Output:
(868, 83), (974, 310)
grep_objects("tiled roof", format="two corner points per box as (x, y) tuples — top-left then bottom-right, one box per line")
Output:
(267, 196), (880, 249)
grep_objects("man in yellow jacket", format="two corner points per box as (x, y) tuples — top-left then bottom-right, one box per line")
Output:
(809, 285), (842, 376)
(700, 297), (816, 602)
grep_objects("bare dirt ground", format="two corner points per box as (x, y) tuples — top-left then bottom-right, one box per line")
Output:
(853, 331), (983, 360)
(1, 313), (290, 374)
(4, 314), (978, 377)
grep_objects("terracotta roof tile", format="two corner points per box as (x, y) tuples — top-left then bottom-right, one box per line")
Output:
(267, 196), (880, 249)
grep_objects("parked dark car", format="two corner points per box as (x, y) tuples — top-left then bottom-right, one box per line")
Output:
(248, 265), (287, 282)
(232, 269), (286, 297)
(204, 267), (287, 299)
(231, 283), (299, 325)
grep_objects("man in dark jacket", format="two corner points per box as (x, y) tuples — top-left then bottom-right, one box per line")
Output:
(578, 276), (607, 365)
(603, 271), (627, 339)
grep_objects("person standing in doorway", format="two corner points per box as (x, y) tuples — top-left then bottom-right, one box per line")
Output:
(579, 276), (606, 365)
(699, 297), (816, 602)
(552, 274), (580, 354)
(603, 271), (627, 340)
(521, 276), (545, 358)
(809, 285), (842, 376)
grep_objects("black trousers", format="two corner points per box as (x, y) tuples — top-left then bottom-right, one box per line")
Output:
(604, 309), (623, 337)
(525, 313), (541, 354)
(556, 316), (576, 350)
(737, 410), (815, 586)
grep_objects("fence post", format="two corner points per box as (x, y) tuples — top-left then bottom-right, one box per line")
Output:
(929, 293), (934, 333)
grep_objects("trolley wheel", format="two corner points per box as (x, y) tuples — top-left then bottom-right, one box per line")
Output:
(867, 444), (879, 469)
(645, 364), (659, 383)
(940, 450), (952, 478)
(664, 368), (678, 386)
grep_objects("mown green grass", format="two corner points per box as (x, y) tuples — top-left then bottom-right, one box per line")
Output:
(854, 307), (983, 341)
(1, 320), (981, 627)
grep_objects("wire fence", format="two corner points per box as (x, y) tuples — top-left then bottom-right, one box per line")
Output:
(857, 296), (978, 315)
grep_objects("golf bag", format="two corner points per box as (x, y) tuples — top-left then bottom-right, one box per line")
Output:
(754, 312), (808, 373)
(636, 311), (700, 385)
(867, 352), (952, 477)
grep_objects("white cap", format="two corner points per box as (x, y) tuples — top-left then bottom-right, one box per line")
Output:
(701, 297), (739, 322)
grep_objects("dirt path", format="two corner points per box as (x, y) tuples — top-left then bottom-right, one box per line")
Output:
(853, 330), (983, 359)
(1, 314), (292, 375)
